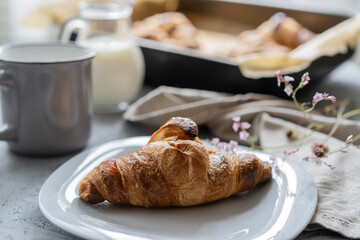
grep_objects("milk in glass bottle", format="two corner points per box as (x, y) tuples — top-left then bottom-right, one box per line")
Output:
(64, 0), (145, 112)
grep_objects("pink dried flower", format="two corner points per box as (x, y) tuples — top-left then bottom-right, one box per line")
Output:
(314, 157), (322, 167)
(207, 138), (240, 153)
(228, 140), (238, 151)
(232, 116), (241, 122)
(312, 92), (336, 104)
(300, 72), (310, 87)
(284, 84), (293, 96)
(275, 71), (295, 96)
(211, 138), (220, 145)
(232, 122), (240, 132)
(327, 96), (336, 103)
(345, 135), (353, 146)
(270, 155), (277, 162)
(340, 135), (354, 153)
(283, 149), (288, 155)
(276, 71), (292, 85)
(303, 155), (312, 161)
(303, 154), (334, 169)
(269, 155), (279, 173)
(312, 92), (324, 104)
(304, 154), (321, 166)
(303, 154), (319, 163)
(283, 148), (299, 156)
(232, 116), (251, 141)
(239, 131), (249, 141)
(240, 122), (251, 130)
(271, 71), (347, 170)
(312, 142), (329, 157)
(283, 76), (295, 84)
(274, 164), (279, 173)
(276, 70), (283, 87)
(232, 116), (242, 132)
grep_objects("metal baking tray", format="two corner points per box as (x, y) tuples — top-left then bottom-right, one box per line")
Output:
(135, 0), (355, 97)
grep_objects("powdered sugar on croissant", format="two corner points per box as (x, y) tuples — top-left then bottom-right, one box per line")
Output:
(79, 117), (272, 207)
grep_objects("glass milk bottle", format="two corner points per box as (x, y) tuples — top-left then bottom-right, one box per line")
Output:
(63, 0), (145, 112)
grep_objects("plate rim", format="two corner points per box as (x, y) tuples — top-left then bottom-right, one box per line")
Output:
(38, 136), (317, 240)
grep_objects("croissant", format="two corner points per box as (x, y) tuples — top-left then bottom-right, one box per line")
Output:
(79, 117), (272, 207)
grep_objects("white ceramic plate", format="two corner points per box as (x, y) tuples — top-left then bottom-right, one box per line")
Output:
(39, 136), (317, 240)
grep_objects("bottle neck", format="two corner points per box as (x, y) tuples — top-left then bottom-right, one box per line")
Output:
(79, 1), (134, 39)
(79, 1), (133, 20)
(115, 18), (132, 38)
(85, 18), (132, 39)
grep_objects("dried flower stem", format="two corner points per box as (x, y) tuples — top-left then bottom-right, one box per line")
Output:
(292, 83), (321, 126)
(342, 108), (360, 119)
(353, 134), (360, 143)
(228, 71), (359, 170)
(329, 133), (360, 154)
(246, 135), (262, 150)
(325, 99), (348, 142)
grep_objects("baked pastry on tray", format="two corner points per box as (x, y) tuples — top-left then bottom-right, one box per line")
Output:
(79, 117), (272, 207)
(132, 12), (199, 49)
(228, 12), (316, 57)
(132, 11), (315, 59)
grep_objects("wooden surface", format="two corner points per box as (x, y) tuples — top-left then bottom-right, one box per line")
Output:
(2, 59), (360, 239)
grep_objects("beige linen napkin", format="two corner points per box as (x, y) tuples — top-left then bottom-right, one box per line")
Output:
(124, 86), (360, 238)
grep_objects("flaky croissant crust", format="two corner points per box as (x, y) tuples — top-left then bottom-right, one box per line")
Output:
(79, 117), (272, 207)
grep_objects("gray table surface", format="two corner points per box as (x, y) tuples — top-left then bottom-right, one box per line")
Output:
(2, 60), (360, 240)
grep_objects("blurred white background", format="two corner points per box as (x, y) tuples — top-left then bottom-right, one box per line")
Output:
(0, 0), (64, 42)
(1, 0), (360, 42)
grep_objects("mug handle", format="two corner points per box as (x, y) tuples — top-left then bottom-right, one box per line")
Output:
(0, 68), (17, 141)
(59, 16), (88, 42)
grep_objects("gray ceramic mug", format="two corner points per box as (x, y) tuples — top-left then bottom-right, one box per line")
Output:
(0, 42), (96, 156)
